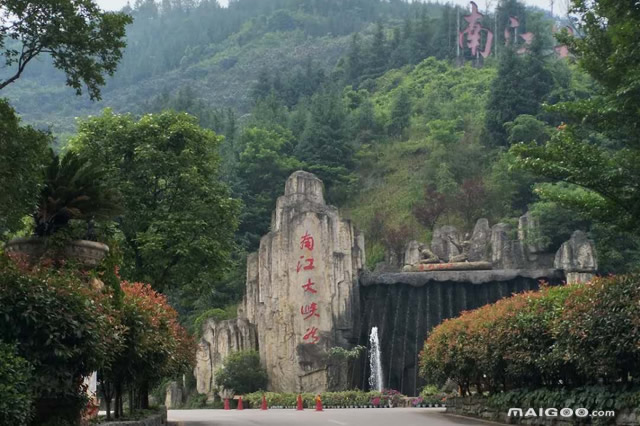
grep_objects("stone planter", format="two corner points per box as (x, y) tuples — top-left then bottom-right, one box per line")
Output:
(5, 237), (109, 267)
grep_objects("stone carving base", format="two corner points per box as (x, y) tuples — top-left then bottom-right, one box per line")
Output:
(402, 261), (492, 272)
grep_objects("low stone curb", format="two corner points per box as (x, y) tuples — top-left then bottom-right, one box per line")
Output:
(265, 404), (446, 409)
(100, 407), (167, 426)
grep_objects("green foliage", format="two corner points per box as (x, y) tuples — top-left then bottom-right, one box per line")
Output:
(295, 89), (354, 202)
(34, 151), (122, 237)
(512, 0), (640, 245)
(347, 58), (496, 240)
(0, 99), (51, 239)
(0, 342), (33, 426)
(487, 386), (640, 416)
(0, 0), (132, 99)
(215, 350), (268, 395)
(235, 126), (301, 248)
(71, 110), (240, 304)
(0, 254), (122, 422)
(504, 114), (550, 145)
(485, 44), (553, 147)
(192, 305), (238, 336)
(243, 390), (395, 408)
(328, 345), (365, 361)
(420, 275), (640, 394)
(387, 88), (411, 137)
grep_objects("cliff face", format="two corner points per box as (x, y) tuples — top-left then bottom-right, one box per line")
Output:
(238, 171), (365, 392)
(195, 318), (258, 396)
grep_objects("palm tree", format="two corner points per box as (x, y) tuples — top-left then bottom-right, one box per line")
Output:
(33, 151), (121, 237)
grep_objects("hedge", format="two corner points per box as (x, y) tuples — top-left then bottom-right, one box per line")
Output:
(420, 275), (640, 394)
(0, 343), (34, 426)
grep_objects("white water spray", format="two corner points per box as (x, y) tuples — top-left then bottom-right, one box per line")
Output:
(368, 327), (383, 392)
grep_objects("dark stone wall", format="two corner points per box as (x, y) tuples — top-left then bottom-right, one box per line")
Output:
(350, 270), (564, 396)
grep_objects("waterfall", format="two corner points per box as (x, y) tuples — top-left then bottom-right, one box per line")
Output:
(369, 327), (383, 392)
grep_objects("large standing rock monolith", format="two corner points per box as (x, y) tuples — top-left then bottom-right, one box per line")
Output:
(239, 171), (365, 392)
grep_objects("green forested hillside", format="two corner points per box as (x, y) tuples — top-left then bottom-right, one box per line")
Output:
(1, 0), (454, 136)
(2, 0), (639, 324)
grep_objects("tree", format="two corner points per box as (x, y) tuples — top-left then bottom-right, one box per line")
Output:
(215, 350), (268, 394)
(71, 110), (240, 301)
(412, 185), (448, 229)
(295, 89), (354, 201)
(511, 0), (640, 234)
(361, 22), (388, 82)
(346, 33), (364, 85)
(0, 0), (132, 100)
(33, 151), (122, 237)
(235, 126), (301, 249)
(388, 88), (411, 137)
(102, 280), (195, 417)
(0, 100), (51, 239)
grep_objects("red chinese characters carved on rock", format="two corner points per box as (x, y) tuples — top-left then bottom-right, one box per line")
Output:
(300, 302), (320, 320)
(298, 231), (320, 344)
(303, 327), (320, 344)
(296, 256), (315, 273)
(300, 231), (315, 251)
(302, 278), (317, 294)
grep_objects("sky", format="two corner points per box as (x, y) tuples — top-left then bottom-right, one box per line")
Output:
(96, 0), (570, 16)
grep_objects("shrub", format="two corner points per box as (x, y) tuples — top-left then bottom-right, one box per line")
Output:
(0, 342), (33, 426)
(243, 390), (390, 408)
(420, 275), (640, 394)
(101, 280), (196, 417)
(0, 254), (122, 423)
(215, 350), (268, 395)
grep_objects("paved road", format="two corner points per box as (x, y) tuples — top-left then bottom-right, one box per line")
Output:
(168, 408), (491, 426)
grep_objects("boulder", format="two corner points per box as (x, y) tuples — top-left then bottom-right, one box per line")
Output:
(490, 223), (526, 269)
(468, 218), (491, 262)
(554, 230), (597, 283)
(165, 381), (183, 409)
(518, 211), (547, 257)
(431, 226), (460, 262)
(403, 240), (421, 266)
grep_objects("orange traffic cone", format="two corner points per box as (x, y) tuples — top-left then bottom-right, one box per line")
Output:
(315, 394), (323, 411)
(296, 394), (304, 411)
(237, 396), (244, 410)
(224, 398), (230, 410)
(261, 394), (268, 410)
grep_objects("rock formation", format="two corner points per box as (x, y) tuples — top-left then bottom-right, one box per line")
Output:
(195, 318), (257, 397)
(554, 230), (597, 283)
(195, 171), (365, 397)
(430, 226), (461, 261)
(490, 223), (526, 269)
(165, 381), (183, 409)
(240, 170), (365, 392)
(467, 218), (491, 262)
(194, 172), (599, 398)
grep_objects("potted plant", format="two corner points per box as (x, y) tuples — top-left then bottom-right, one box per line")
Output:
(5, 151), (121, 267)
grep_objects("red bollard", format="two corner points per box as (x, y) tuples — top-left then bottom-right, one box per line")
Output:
(261, 394), (268, 410)
(237, 396), (244, 410)
(315, 395), (323, 412)
(296, 394), (304, 411)
(224, 398), (230, 410)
